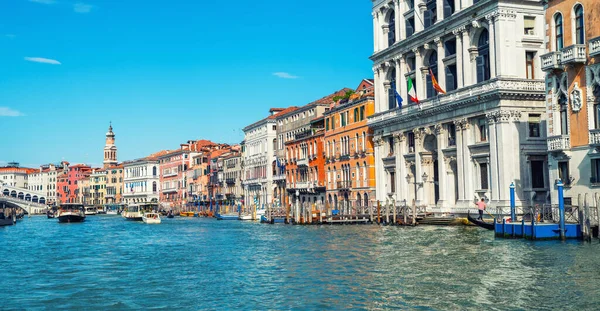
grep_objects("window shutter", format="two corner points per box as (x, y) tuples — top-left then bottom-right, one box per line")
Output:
(445, 67), (455, 92)
(388, 88), (395, 110)
(424, 11), (432, 28)
(443, 0), (453, 18)
(405, 19), (414, 37)
(426, 75), (434, 98)
(476, 56), (485, 83)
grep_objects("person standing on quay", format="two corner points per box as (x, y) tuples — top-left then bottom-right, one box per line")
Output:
(475, 198), (487, 221)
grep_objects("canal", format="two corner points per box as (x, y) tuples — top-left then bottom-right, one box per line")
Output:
(2, 216), (599, 310)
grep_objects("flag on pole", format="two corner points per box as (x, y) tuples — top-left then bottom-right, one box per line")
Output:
(390, 82), (403, 109)
(429, 68), (446, 94)
(407, 76), (420, 104)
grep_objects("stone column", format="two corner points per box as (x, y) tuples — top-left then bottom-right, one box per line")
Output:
(373, 66), (383, 113)
(414, 47), (424, 101)
(486, 14), (497, 78)
(395, 57), (406, 103)
(462, 29), (472, 87)
(436, 0), (444, 21)
(453, 119), (466, 202)
(453, 27), (465, 89)
(374, 137), (386, 202)
(486, 112), (499, 202)
(435, 124), (447, 207)
(495, 110), (522, 205)
(395, 0), (402, 42)
(414, 129), (424, 204)
(435, 37), (446, 91)
(415, 1), (425, 33)
(373, 11), (379, 53)
(395, 133), (407, 203)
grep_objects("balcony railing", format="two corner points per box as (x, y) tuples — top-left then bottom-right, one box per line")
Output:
(294, 181), (310, 189)
(162, 187), (178, 193)
(336, 181), (351, 190)
(273, 174), (286, 181)
(368, 78), (545, 128)
(590, 36), (600, 57)
(297, 158), (308, 167)
(547, 135), (571, 151)
(541, 51), (562, 71)
(561, 44), (587, 64)
(162, 172), (178, 178)
(226, 178), (236, 184)
(590, 129), (600, 146)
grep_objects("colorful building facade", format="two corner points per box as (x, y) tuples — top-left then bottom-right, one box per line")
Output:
(325, 80), (376, 212)
(542, 0), (600, 203)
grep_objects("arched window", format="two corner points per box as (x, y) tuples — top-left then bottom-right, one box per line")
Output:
(427, 51), (438, 98)
(152, 166), (157, 176)
(575, 5), (584, 44)
(354, 108), (359, 122)
(388, 67), (397, 110)
(387, 10), (396, 47)
(555, 14), (564, 50)
(559, 93), (569, 135)
(476, 29), (491, 83)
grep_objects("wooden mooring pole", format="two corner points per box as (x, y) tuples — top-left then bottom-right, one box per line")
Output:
(377, 200), (381, 224)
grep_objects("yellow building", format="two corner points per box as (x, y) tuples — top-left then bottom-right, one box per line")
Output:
(89, 169), (107, 206)
(105, 165), (124, 204)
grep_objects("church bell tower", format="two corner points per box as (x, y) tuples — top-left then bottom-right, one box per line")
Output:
(103, 123), (118, 168)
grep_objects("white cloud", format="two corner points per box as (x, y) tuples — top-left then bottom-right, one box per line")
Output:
(73, 2), (93, 13)
(24, 57), (61, 65)
(273, 72), (299, 79)
(0, 107), (25, 117)
(29, 0), (55, 4)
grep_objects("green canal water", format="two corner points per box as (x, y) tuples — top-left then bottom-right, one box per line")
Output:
(1, 216), (599, 310)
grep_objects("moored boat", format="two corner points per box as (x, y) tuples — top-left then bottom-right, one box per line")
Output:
(142, 212), (161, 224)
(166, 210), (174, 218)
(122, 204), (143, 221)
(179, 211), (194, 217)
(238, 214), (253, 220)
(0, 206), (16, 226)
(47, 210), (55, 219)
(216, 213), (239, 220)
(57, 204), (86, 223)
(467, 211), (494, 230)
(84, 206), (97, 215)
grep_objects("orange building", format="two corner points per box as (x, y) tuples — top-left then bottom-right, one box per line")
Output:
(324, 79), (376, 213)
(542, 0), (600, 202)
(285, 117), (326, 206)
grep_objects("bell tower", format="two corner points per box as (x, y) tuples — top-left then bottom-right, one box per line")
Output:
(103, 122), (118, 168)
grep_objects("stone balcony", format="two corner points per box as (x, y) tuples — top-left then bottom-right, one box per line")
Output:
(272, 174), (286, 181)
(368, 78), (545, 129)
(589, 129), (600, 146)
(541, 51), (562, 71)
(561, 44), (587, 65)
(547, 135), (571, 152)
(590, 36), (600, 57)
(297, 158), (308, 167)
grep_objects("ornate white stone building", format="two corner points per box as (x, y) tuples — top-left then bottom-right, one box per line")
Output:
(243, 108), (291, 207)
(27, 162), (66, 205)
(122, 157), (160, 204)
(369, 0), (549, 212)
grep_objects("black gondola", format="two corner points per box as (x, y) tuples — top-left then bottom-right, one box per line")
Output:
(467, 211), (494, 230)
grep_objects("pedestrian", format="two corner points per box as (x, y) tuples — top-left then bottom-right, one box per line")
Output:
(475, 198), (487, 221)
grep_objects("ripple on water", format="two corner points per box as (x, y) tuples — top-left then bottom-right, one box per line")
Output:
(1, 217), (600, 310)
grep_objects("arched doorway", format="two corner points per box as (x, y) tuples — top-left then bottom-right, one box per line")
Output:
(25, 194), (31, 201)
(363, 193), (369, 210)
(3, 189), (9, 196)
(32, 195), (38, 203)
(40, 197), (46, 204)
(10, 191), (16, 197)
(18, 192), (24, 200)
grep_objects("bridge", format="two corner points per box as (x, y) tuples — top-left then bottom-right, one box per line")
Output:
(0, 185), (48, 215)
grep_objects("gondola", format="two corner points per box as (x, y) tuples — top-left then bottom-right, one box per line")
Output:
(467, 211), (494, 230)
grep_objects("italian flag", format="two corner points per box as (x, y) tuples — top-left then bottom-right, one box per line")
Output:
(407, 76), (419, 104)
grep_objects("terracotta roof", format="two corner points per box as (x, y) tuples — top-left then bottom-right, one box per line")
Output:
(0, 167), (36, 174)
(311, 88), (354, 106)
(244, 106), (299, 131)
(147, 150), (170, 159)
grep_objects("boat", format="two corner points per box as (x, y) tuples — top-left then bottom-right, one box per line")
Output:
(179, 211), (194, 217)
(467, 211), (494, 230)
(123, 203), (158, 221)
(47, 210), (55, 219)
(96, 206), (107, 214)
(142, 212), (161, 224)
(57, 204), (86, 223)
(122, 204), (144, 221)
(0, 207), (16, 226)
(166, 210), (174, 218)
(84, 206), (97, 215)
(238, 214), (253, 220)
(216, 213), (239, 220)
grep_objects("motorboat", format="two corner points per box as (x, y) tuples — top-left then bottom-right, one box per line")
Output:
(238, 214), (253, 220)
(122, 204), (143, 221)
(166, 210), (175, 218)
(142, 212), (161, 224)
(47, 210), (56, 219)
(105, 204), (122, 215)
(216, 213), (239, 220)
(57, 204), (86, 223)
(0, 207), (16, 226)
(123, 203), (158, 221)
(84, 206), (97, 215)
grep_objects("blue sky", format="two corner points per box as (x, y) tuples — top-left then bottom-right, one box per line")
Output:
(0, 0), (374, 168)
